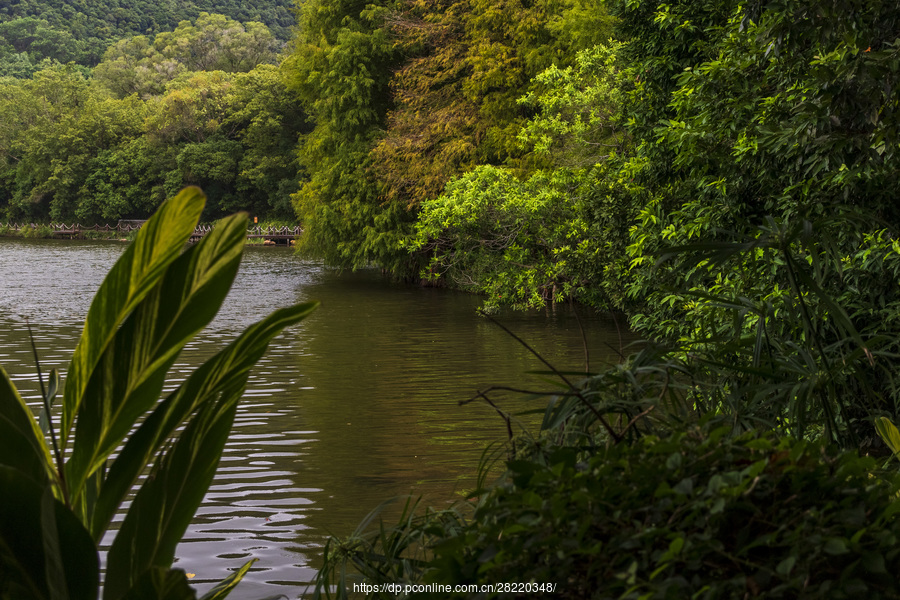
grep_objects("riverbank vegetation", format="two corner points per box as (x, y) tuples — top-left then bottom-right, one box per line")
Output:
(302, 0), (900, 596)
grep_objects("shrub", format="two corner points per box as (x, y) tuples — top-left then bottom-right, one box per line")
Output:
(319, 425), (900, 599)
(426, 427), (900, 598)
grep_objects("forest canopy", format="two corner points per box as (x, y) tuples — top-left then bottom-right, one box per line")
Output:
(0, 0), (295, 75)
(0, 12), (304, 223)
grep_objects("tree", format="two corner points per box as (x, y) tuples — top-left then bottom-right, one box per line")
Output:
(612, 0), (900, 337)
(283, 0), (410, 271)
(92, 35), (182, 98)
(284, 0), (615, 277)
(94, 14), (280, 99)
(154, 13), (281, 73)
(594, 0), (900, 443)
(226, 65), (310, 219)
(411, 43), (630, 311)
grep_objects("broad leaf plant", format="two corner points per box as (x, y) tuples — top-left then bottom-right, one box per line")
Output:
(0, 187), (317, 599)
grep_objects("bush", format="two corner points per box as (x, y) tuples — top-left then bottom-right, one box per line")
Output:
(424, 427), (900, 599)
(316, 422), (900, 599)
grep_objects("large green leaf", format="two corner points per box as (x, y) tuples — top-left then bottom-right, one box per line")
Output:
(102, 302), (317, 599)
(0, 365), (55, 487)
(89, 301), (318, 539)
(103, 393), (239, 600)
(65, 211), (247, 518)
(0, 467), (99, 600)
(61, 187), (206, 449)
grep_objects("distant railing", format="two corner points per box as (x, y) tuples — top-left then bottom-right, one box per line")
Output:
(190, 224), (302, 243)
(1, 222), (303, 243)
(1, 223), (143, 236)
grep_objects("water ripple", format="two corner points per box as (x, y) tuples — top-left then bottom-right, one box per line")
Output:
(0, 237), (629, 599)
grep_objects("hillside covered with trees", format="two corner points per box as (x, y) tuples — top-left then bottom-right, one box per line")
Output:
(0, 12), (305, 222)
(0, 0), (295, 75)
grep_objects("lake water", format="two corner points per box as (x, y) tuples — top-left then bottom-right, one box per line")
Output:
(0, 237), (628, 598)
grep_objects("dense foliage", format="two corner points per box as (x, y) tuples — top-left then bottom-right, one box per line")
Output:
(310, 0), (900, 597)
(0, 0), (295, 75)
(411, 42), (630, 310)
(443, 428), (900, 599)
(603, 0), (900, 446)
(317, 425), (900, 599)
(0, 13), (306, 223)
(396, 0), (900, 440)
(0, 187), (317, 599)
(284, 0), (614, 276)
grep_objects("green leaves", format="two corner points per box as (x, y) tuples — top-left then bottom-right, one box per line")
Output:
(0, 467), (99, 600)
(65, 201), (247, 519)
(0, 186), (318, 599)
(414, 165), (599, 311)
(104, 398), (239, 600)
(429, 428), (900, 598)
(0, 366), (55, 486)
(61, 186), (205, 452)
(101, 303), (316, 598)
(875, 417), (900, 458)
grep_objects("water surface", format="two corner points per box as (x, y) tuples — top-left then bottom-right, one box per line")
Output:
(0, 237), (628, 598)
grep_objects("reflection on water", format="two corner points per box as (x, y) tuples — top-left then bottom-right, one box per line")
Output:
(0, 237), (629, 598)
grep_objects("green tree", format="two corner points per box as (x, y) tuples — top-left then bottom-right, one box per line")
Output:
(226, 65), (309, 219)
(612, 0), (900, 336)
(92, 35), (182, 98)
(285, 0), (615, 276)
(154, 13), (281, 73)
(411, 43), (631, 311)
(371, 0), (616, 213)
(595, 0), (900, 442)
(0, 17), (82, 69)
(77, 137), (173, 221)
(412, 165), (598, 310)
(283, 0), (410, 271)
(0, 65), (145, 221)
(94, 14), (280, 99)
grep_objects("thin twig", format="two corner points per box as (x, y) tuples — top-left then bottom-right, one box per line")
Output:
(460, 386), (578, 405)
(619, 405), (655, 437)
(604, 341), (626, 362)
(475, 391), (516, 458)
(478, 310), (622, 444)
(477, 310), (578, 390)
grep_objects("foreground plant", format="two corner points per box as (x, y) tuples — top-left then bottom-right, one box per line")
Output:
(0, 186), (317, 599)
